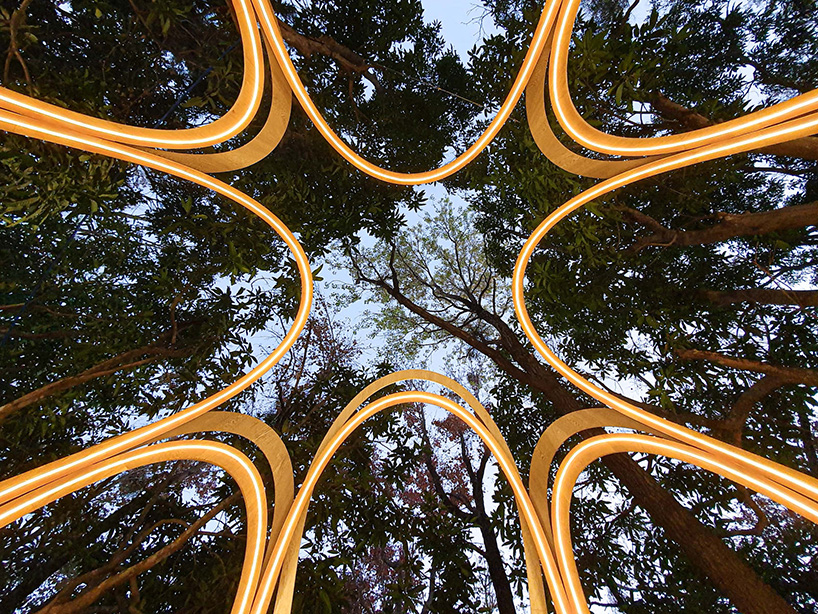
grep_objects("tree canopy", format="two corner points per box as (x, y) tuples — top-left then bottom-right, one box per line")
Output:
(1, 0), (817, 613)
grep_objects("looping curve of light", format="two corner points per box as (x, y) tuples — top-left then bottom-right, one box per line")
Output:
(1, 1), (817, 613)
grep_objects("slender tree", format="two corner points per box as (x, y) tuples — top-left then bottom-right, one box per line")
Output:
(346, 196), (817, 613)
(0, 0), (476, 610)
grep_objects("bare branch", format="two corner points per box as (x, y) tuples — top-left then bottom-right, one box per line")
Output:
(278, 21), (385, 94)
(700, 288), (818, 308)
(4, 0), (35, 88)
(37, 493), (240, 614)
(0, 330), (198, 422)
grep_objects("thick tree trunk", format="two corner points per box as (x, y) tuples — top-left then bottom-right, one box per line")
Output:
(532, 364), (798, 614)
(476, 517), (517, 614)
(358, 264), (800, 614)
(628, 201), (818, 253)
(700, 288), (818, 308)
(602, 452), (797, 614)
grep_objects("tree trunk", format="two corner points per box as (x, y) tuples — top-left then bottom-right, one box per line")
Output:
(602, 452), (797, 614)
(531, 364), (798, 614)
(476, 516), (517, 614)
(700, 288), (818, 308)
(358, 264), (800, 614)
(628, 201), (818, 253)
(525, 364), (797, 613)
(474, 328), (799, 612)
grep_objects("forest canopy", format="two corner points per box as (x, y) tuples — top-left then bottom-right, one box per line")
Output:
(1, 0), (817, 613)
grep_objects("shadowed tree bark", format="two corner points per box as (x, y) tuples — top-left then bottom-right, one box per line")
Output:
(418, 415), (516, 614)
(351, 241), (800, 614)
(675, 348), (818, 387)
(625, 201), (818, 254)
(699, 288), (818, 308)
(0, 326), (200, 424)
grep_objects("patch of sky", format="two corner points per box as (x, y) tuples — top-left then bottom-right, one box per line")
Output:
(421, 0), (500, 61)
(316, 0), (509, 370)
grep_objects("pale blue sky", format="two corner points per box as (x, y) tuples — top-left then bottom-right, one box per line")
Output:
(421, 0), (499, 60)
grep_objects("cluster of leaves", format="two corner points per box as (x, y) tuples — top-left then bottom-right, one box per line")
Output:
(0, 0), (485, 611)
(3, 0), (818, 612)
(456, 0), (818, 611)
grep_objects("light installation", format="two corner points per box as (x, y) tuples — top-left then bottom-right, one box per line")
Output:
(1, 1), (817, 613)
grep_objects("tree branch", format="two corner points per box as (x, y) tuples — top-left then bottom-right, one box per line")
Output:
(354, 251), (800, 614)
(351, 256), (543, 393)
(3, 0), (34, 88)
(0, 327), (75, 340)
(699, 288), (818, 308)
(720, 375), (785, 445)
(627, 201), (818, 253)
(417, 413), (472, 522)
(0, 335), (196, 423)
(37, 493), (240, 614)
(651, 92), (818, 160)
(675, 348), (818, 387)
(278, 21), (385, 94)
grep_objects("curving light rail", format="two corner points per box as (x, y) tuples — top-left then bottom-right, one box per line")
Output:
(1, 1), (817, 612)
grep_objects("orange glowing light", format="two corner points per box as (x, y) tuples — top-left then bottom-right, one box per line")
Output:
(2, 1), (817, 612)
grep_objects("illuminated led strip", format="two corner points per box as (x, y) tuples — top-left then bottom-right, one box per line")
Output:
(154, 42), (293, 173)
(250, 0), (560, 185)
(552, 434), (818, 614)
(1, 1), (817, 612)
(525, 33), (661, 178)
(513, 111), (818, 506)
(0, 0), (264, 149)
(157, 411), (295, 549)
(250, 388), (571, 614)
(0, 108), (312, 505)
(547, 0), (818, 156)
(4, 0), (810, 175)
(0, 440), (267, 614)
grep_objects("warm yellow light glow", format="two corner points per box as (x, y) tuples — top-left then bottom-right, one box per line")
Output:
(0, 109), (313, 505)
(513, 111), (818, 507)
(547, 0), (818, 157)
(551, 434), (818, 614)
(1, 1), (817, 612)
(249, 389), (572, 614)
(250, 0), (560, 184)
(0, 0), (264, 148)
(0, 441), (267, 614)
